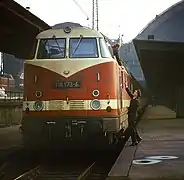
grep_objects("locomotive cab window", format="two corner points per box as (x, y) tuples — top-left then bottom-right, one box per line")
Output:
(37, 38), (66, 59)
(69, 38), (98, 58)
(99, 38), (113, 58)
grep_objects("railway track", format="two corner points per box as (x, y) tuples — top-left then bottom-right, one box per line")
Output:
(13, 161), (99, 180)
(12, 150), (119, 180)
(0, 149), (42, 180)
(0, 104), (148, 180)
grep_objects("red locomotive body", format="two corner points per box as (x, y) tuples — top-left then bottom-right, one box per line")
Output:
(21, 26), (133, 149)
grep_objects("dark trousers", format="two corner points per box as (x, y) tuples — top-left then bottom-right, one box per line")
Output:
(126, 114), (141, 143)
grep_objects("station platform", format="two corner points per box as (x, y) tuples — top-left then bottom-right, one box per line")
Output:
(107, 105), (184, 180)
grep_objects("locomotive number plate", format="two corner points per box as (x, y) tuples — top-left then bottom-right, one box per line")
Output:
(56, 81), (80, 88)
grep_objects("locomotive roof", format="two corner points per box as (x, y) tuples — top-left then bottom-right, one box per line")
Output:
(36, 27), (104, 39)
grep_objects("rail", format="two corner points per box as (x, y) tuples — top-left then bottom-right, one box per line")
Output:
(14, 166), (41, 180)
(77, 162), (96, 180)
(13, 162), (96, 180)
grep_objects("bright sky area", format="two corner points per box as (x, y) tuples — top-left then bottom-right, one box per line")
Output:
(14, 0), (181, 43)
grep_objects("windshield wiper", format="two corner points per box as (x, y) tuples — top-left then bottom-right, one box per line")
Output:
(52, 35), (65, 55)
(72, 35), (83, 56)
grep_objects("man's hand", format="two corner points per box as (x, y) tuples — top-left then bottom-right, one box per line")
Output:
(124, 81), (128, 88)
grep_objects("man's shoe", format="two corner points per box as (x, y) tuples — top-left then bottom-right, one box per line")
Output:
(130, 142), (138, 146)
(137, 137), (142, 143)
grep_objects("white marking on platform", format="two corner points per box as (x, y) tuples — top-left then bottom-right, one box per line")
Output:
(133, 159), (162, 165)
(146, 155), (178, 160)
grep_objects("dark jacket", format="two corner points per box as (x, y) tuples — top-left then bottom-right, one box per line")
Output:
(112, 47), (120, 60)
(126, 87), (139, 118)
(112, 47), (123, 66)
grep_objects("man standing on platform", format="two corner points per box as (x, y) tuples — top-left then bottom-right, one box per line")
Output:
(125, 82), (142, 146)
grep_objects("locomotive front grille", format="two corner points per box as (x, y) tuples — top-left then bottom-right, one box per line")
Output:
(69, 100), (85, 110)
(49, 100), (64, 110)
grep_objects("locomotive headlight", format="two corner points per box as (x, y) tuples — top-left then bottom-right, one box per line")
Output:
(92, 89), (100, 97)
(33, 101), (44, 111)
(90, 99), (101, 110)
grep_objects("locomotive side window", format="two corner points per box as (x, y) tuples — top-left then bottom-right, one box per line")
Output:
(69, 38), (98, 58)
(99, 38), (112, 58)
(37, 38), (66, 59)
(108, 46), (114, 58)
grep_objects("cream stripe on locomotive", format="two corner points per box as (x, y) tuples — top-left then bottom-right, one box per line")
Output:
(25, 58), (114, 78)
(23, 99), (130, 111)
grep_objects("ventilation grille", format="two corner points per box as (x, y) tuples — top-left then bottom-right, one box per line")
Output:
(69, 100), (85, 110)
(49, 100), (64, 110)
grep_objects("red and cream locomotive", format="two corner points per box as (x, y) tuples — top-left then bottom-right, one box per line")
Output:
(21, 25), (134, 149)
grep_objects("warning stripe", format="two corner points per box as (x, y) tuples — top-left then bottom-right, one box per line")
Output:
(23, 99), (130, 111)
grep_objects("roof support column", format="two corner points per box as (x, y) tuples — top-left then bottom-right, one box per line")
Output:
(175, 86), (184, 118)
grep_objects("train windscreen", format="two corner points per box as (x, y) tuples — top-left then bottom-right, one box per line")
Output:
(37, 38), (66, 59)
(69, 38), (98, 58)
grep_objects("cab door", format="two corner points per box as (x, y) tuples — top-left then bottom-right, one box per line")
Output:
(119, 71), (123, 111)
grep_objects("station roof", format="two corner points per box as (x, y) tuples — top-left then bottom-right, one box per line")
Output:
(133, 39), (184, 92)
(133, 0), (184, 93)
(136, 0), (184, 42)
(0, 0), (50, 58)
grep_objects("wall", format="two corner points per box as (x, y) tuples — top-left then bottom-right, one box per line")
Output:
(0, 101), (22, 127)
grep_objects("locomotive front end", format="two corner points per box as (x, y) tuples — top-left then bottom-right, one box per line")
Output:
(21, 26), (126, 149)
